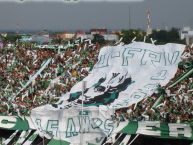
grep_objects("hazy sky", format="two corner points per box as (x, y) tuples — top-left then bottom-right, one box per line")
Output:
(0, 0), (192, 31)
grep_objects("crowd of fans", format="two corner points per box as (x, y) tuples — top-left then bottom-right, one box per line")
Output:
(0, 40), (192, 124)
(115, 46), (193, 123)
(0, 40), (100, 116)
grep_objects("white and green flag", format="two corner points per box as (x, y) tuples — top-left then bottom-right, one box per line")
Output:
(29, 42), (186, 144)
(50, 42), (185, 109)
(30, 106), (114, 145)
(0, 117), (193, 144)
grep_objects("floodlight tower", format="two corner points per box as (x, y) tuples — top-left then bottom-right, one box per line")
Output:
(146, 8), (152, 36)
(129, 7), (131, 30)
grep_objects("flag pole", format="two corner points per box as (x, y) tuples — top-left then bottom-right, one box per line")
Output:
(80, 81), (86, 145)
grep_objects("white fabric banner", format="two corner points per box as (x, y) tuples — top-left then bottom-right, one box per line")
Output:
(52, 42), (184, 109)
(30, 106), (114, 144)
(30, 42), (185, 144)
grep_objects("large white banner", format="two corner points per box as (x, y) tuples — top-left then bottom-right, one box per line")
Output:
(51, 42), (184, 109)
(30, 106), (114, 144)
(30, 42), (185, 144)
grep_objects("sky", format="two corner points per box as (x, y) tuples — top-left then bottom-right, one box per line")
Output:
(0, 0), (192, 31)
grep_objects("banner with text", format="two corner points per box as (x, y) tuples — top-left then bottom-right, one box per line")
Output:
(0, 116), (193, 144)
(30, 106), (114, 144)
(50, 42), (185, 109)
(113, 121), (193, 140)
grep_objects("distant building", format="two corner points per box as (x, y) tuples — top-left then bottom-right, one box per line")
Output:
(75, 29), (119, 42)
(103, 34), (118, 42)
(56, 32), (75, 40)
(75, 31), (92, 40)
(75, 31), (86, 38)
(180, 27), (193, 45)
(90, 29), (118, 42)
(75, 34), (93, 40)
(90, 28), (107, 35)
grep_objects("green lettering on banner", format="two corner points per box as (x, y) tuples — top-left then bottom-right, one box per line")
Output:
(113, 90), (147, 108)
(95, 137), (104, 143)
(78, 116), (90, 133)
(104, 119), (114, 135)
(66, 118), (78, 138)
(119, 121), (193, 140)
(164, 51), (180, 66)
(122, 47), (142, 66)
(94, 54), (110, 68)
(0, 116), (29, 130)
(46, 120), (59, 137)
(143, 84), (157, 92)
(151, 70), (167, 80)
(91, 118), (103, 129)
(141, 50), (161, 67)
(137, 122), (161, 136)
(0, 116), (16, 129)
(131, 91), (147, 99)
(168, 124), (192, 138)
(111, 51), (120, 58)
(79, 110), (90, 116)
(35, 119), (42, 130)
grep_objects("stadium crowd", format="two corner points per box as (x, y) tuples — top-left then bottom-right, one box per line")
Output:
(0, 40), (100, 116)
(0, 40), (192, 124)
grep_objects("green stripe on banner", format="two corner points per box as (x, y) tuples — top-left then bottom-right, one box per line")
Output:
(120, 121), (138, 134)
(160, 122), (169, 138)
(48, 139), (70, 145)
(87, 143), (96, 145)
